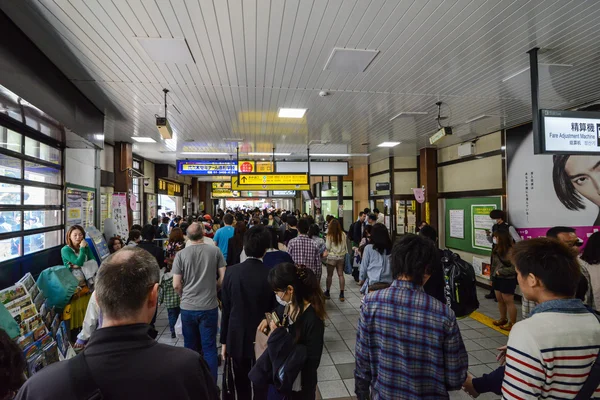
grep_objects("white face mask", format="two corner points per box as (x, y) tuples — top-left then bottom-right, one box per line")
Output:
(275, 293), (289, 306)
(493, 237), (498, 245)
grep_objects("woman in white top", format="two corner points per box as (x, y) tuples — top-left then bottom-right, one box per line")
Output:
(324, 219), (347, 301)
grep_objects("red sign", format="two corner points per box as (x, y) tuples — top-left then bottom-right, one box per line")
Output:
(239, 162), (254, 173)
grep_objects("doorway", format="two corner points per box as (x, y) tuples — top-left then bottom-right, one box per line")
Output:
(395, 199), (417, 236)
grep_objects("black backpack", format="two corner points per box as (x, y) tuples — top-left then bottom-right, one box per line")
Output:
(441, 249), (479, 318)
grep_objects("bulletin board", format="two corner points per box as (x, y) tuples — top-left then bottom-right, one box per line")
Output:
(444, 196), (502, 256)
(65, 184), (96, 230)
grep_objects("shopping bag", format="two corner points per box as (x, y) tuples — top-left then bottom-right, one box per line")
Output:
(175, 314), (183, 338)
(36, 266), (79, 309)
(222, 356), (236, 400)
(254, 325), (269, 360)
(80, 259), (99, 280)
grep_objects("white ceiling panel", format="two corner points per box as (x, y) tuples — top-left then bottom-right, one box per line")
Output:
(2, 0), (600, 166)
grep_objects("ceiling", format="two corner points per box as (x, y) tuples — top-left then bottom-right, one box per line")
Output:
(2, 0), (600, 166)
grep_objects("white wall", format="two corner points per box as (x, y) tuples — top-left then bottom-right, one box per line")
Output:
(65, 148), (96, 188)
(100, 143), (114, 172)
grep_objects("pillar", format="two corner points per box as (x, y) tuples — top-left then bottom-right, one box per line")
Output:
(337, 175), (344, 228)
(191, 177), (199, 215)
(419, 147), (438, 230)
(113, 142), (133, 228)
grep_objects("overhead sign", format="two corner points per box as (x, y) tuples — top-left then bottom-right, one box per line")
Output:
(256, 161), (274, 173)
(539, 109), (600, 154)
(238, 174), (308, 186)
(375, 182), (390, 191)
(270, 190), (296, 197)
(212, 182), (232, 189)
(177, 160), (237, 176)
(238, 161), (255, 173)
(231, 176), (309, 191)
(211, 188), (239, 198)
(429, 127), (452, 145)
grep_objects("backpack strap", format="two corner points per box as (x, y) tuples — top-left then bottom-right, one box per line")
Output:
(574, 312), (600, 400)
(69, 352), (103, 400)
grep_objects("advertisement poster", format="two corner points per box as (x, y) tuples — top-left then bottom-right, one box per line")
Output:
(449, 209), (464, 239)
(66, 187), (95, 229)
(146, 194), (157, 224)
(472, 256), (491, 277)
(471, 205), (495, 250)
(507, 124), (600, 242)
(111, 193), (129, 239)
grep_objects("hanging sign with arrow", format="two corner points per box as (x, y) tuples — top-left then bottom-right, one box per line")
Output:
(231, 176), (309, 191)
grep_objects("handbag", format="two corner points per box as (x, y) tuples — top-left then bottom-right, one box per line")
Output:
(254, 325), (269, 360)
(36, 266), (79, 309)
(222, 356), (236, 400)
(574, 312), (600, 399)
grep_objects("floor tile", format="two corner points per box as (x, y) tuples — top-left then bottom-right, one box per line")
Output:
(475, 328), (507, 338)
(461, 329), (487, 339)
(320, 352), (334, 366)
(335, 363), (356, 379)
(472, 337), (503, 350)
(468, 353), (483, 366)
(463, 339), (484, 352)
(338, 329), (357, 340)
(333, 321), (355, 331)
(490, 336), (508, 346)
(463, 319), (487, 329)
(468, 363), (493, 377)
(470, 349), (498, 364)
(317, 380), (349, 399)
(345, 338), (356, 349)
(317, 365), (341, 381)
(343, 378), (355, 395)
(325, 341), (349, 352)
(324, 331), (343, 342)
(329, 315), (350, 324)
(330, 351), (355, 365)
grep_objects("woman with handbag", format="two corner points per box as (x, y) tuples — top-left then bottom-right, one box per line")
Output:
(491, 230), (517, 331)
(324, 219), (347, 301)
(251, 263), (326, 400)
(358, 223), (393, 293)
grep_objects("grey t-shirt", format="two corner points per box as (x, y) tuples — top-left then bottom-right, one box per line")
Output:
(172, 243), (226, 311)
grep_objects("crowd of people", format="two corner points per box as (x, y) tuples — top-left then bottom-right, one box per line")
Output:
(2, 206), (600, 399)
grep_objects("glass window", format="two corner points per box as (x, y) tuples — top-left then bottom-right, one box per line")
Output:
(0, 237), (21, 261)
(320, 181), (353, 197)
(0, 128), (21, 153)
(343, 181), (353, 196)
(24, 161), (61, 184)
(24, 187), (61, 205)
(23, 210), (62, 230)
(25, 137), (61, 165)
(24, 230), (62, 256)
(0, 211), (21, 232)
(0, 153), (21, 178)
(0, 183), (21, 204)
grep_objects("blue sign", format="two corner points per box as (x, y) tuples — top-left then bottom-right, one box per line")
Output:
(177, 160), (237, 176)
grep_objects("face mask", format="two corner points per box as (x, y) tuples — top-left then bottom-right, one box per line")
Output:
(493, 238), (498, 244)
(275, 293), (289, 306)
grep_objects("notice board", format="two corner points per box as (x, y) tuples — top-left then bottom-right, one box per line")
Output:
(444, 196), (502, 256)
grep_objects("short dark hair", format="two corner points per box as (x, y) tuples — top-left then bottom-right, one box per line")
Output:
(546, 226), (575, 238)
(489, 210), (505, 220)
(371, 223), (392, 254)
(179, 222), (189, 235)
(582, 232), (600, 265)
(244, 225), (271, 258)
(553, 155), (585, 211)
(0, 328), (26, 399)
(224, 213), (234, 225)
(391, 234), (436, 284)
(162, 217), (170, 224)
(419, 225), (438, 242)
(364, 208), (371, 214)
(367, 213), (377, 222)
(267, 227), (279, 249)
(287, 215), (298, 227)
(96, 247), (160, 319)
(141, 224), (155, 241)
(297, 218), (310, 234)
(151, 218), (158, 226)
(131, 224), (143, 232)
(511, 238), (581, 297)
(359, 211), (365, 217)
(373, 208), (380, 213)
(308, 224), (320, 238)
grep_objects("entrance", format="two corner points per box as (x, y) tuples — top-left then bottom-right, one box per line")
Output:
(395, 200), (417, 235)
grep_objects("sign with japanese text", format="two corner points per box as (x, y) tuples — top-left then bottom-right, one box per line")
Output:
(212, 182), (232, 189)
(238, 161), (255, 173)
(238, 174), (308, 186)
(231, 176), (309, 191)
(540, 109), (600, 154)
(177, 160), (237, 176)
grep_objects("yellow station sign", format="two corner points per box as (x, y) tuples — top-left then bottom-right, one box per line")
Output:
(212, 182), (232, 189)
(237, 174), (307, 186)
(231, 176), (309, 191)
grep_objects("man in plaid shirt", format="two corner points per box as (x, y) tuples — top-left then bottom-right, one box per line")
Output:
(287, 218), (326, 281)
(355, 234), (468, 399)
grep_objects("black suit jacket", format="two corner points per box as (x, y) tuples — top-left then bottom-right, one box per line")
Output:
(137, 241), (165, 269)
(220, 258), (275, 360)
(16, 324), (218, 400)
(352, 221), (364, 243)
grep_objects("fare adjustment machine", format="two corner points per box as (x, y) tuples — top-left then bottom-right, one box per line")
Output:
(85, 226), (110, 265)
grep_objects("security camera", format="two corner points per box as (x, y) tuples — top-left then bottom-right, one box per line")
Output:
(319, 90), (329, 97)
(144, 179), (149, 187)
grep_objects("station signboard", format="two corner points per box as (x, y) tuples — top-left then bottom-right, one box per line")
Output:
(538, 109), (600, 154)
(177, 160), (237, 176)
(231, 176), (309, 191)
(237, 174), (308, 186)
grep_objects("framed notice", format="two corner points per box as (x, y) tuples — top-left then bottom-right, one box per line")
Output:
(471, 205), (495, 250)
(449, 209), (464, 239)
(65, 184), (95, 230)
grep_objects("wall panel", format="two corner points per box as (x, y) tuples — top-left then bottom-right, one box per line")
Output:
(438, 155), (502, 193)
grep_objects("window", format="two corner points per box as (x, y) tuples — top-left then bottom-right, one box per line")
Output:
(0, 123), (63, 263)
(132, 159), (142, 226)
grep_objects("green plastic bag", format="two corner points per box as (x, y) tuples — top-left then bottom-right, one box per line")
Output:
(0, 301), (20, 339)
(36, 265), (79, 310)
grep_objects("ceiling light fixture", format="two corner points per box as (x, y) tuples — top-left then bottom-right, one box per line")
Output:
(377, 141), (401, 148)
(180, 152), (230, 155)
(310, 153), (370, 157)
(278, 108), (307, 118)
(93, 134), (105, 141)
(389, 111), (428, 122)
(501, 63), (573, 82)
(131, 137), (156, 143)
(248, 152), (292, 156)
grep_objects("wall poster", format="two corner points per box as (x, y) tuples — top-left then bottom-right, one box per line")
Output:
(146, 194), (157, 224)
(507, 124), (600, 243)
(111, 193), (129, 239)
(66, 185), (95, 230)
(449, 209), (464, 239)
(472, 205), (495, 250)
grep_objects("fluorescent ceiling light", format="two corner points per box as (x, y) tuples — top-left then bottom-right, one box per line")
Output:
(278, 108), (307, 118)
(310, 153), (370, 157)
(180, 152), (230, 155)
(248, 152), (291, 156)
(93, 134), (105, 141)
(389, 111), (428, 122)
(222, 137), (244, 142)
(501, 63), (573, 82)
(377, 141), (401, 148)
(465, 115), (491, 124)
(131, 137), (156, 143)
(136, 37), (195, 64)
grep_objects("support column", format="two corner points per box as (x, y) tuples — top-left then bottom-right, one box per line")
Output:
(337, 175), (344, 228)
(419, 147), (438, 230)
(191, 177), (199, 215)
(114, 142), (133, 228)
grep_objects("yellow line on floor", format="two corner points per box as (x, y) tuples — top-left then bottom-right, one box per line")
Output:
(469, 311), (509, 336)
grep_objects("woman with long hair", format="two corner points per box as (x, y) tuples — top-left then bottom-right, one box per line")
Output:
(262, 227), (293, 270)
(491, 230), (517, 331)
(107, 236), (124, 254)
(226, 221), (247, 266)
(358, 223), (393, 293)
(580, 231), (600, 311)
(324, 219), (347, 301)
(260, 263), (326, 400)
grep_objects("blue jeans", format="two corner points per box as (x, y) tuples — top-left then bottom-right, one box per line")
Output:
(180, 307), (219, 382)
(166, 307), (180, 334)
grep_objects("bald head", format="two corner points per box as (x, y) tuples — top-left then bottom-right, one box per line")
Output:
(95, 247), (160, 321)
(187, 222), (204, 241)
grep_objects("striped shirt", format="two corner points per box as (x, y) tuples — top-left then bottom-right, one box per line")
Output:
(355, 280), (468, 399)
(502, 299), (600, 399)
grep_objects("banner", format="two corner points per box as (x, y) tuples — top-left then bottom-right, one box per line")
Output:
(111, 193), (129, 239)
(506, 124), (600, 243)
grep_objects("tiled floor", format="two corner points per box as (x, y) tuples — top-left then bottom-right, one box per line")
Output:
(155, 278), (517, 399)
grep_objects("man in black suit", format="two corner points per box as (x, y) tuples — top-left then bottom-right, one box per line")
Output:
(220, 225), (275, 400)
(16, 247), (217, 400)
(352, 212), (367, 245)
(136, 224), (165, 337)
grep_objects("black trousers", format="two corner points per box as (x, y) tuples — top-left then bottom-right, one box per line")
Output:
(232, 357), (267, 400)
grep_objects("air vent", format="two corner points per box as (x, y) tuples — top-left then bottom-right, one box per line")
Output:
(136, 37), (195, 64)
(323, 48), (380, 73)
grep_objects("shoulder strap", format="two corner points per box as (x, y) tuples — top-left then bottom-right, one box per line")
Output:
(69, 352), (103, 400)
(574, 312), (600, 400)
